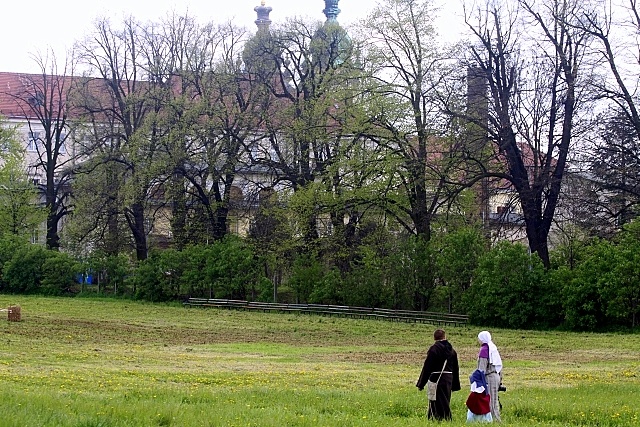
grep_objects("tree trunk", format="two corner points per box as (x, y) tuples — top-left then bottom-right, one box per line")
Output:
(170, 173), (187, 250)
(45, 180), (60, 250)
(129, 202), (148, 261)
(104, 166), (121, 255)
(46, 209), (60, 250)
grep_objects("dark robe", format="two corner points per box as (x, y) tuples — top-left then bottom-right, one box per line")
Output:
(416, 339), (461, 420)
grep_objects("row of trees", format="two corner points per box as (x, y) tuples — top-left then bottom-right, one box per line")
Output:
(2, 0), (640, 322)
(0, 219), (638, 331)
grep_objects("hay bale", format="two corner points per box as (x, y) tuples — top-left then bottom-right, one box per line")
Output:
(7, 305), (21, 322)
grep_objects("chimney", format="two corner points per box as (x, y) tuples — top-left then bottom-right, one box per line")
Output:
(466, 65), (491, 228)
(466, 65), (488, 126)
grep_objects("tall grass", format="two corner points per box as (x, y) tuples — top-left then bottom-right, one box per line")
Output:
(0, 295), (637, 426)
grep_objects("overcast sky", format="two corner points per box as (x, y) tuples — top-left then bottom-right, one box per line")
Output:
(0, 0), (467, 74)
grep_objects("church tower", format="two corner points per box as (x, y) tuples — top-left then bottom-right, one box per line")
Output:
(323, 0), (341, 22)
(254, 0), (272, 33)
(243, 1), (276, 74)
(311, 0), (352, 69)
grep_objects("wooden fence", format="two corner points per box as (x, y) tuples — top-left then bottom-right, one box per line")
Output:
(183, 298), (469, 327)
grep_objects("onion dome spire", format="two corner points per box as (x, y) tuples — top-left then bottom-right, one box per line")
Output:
(254, 0), (272, 32)
(244, 0), (277, 74)
(323, 0), (341, 23)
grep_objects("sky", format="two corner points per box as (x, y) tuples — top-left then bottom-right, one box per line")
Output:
(0, 0), (467, 74)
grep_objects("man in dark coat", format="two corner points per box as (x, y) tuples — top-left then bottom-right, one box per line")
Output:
(416, 329), (461, 420)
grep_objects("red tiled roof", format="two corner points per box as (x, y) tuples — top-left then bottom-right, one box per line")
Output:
(0, 71), (87, 120)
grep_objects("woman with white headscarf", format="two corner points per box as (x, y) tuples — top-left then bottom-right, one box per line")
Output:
(477, 331), (503, 422)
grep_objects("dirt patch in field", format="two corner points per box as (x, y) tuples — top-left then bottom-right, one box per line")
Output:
(305, 346), (638, 367)
(8, 315), (379, 348)
(8, 313), (638, 367)
(309, 350), (421, 365)
(499, 348), (638, 363)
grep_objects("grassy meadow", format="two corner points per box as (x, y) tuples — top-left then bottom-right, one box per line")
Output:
(0, 295), (638, 426)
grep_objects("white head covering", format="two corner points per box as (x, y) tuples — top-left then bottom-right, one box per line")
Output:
(469, 381), (486, 393)
(478, 331), (503, 373)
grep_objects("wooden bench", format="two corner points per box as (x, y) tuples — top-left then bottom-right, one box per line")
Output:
(184, 298), (249, 310)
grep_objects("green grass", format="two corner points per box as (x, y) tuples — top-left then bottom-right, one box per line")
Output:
(0, 295), (638, 426)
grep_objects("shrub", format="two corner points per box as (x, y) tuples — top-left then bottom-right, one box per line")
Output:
(1, 244), (50, 293)
(385, 236), (436, 310)
(287, 254), (324, 304)
(308, 267), (343, 305)
(341, 246), (392, 308)
(606, 222), (640, 328)
(41, 252), (79, 295)
(177, 245), (212, 298)
(84, 252), (132, 295)
(433, 226), (486, 313)
(0, 235), (30, 286)
(561, 239), (613, 330)
(1, 245), (79, 295)
(463, 241), (562, 329)
(129, 253), (168, 302)
(130, 238), (266, 302)
(202, 237), (264, 300)
(562, 223), (640, 330)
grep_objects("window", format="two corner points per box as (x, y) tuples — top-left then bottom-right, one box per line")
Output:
(59, 132), (66, 154)
(27, 131), (39, 152)
(30, 228), (39, 244)
(27, 91), (44, 107)
(228, 216), (240, 234)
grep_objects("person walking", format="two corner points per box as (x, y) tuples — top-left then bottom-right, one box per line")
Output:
(477, 331), (503, 422)
(416, 329), (461, 420)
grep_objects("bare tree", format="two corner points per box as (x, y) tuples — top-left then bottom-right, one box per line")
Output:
(4, 53), (78, 249)
(172, 21), (265, 244)
(570, 1), (640, 227)
(74, 17), (168, 260)
(577, 0), (640, 139)
(462, 0), (595, 267)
